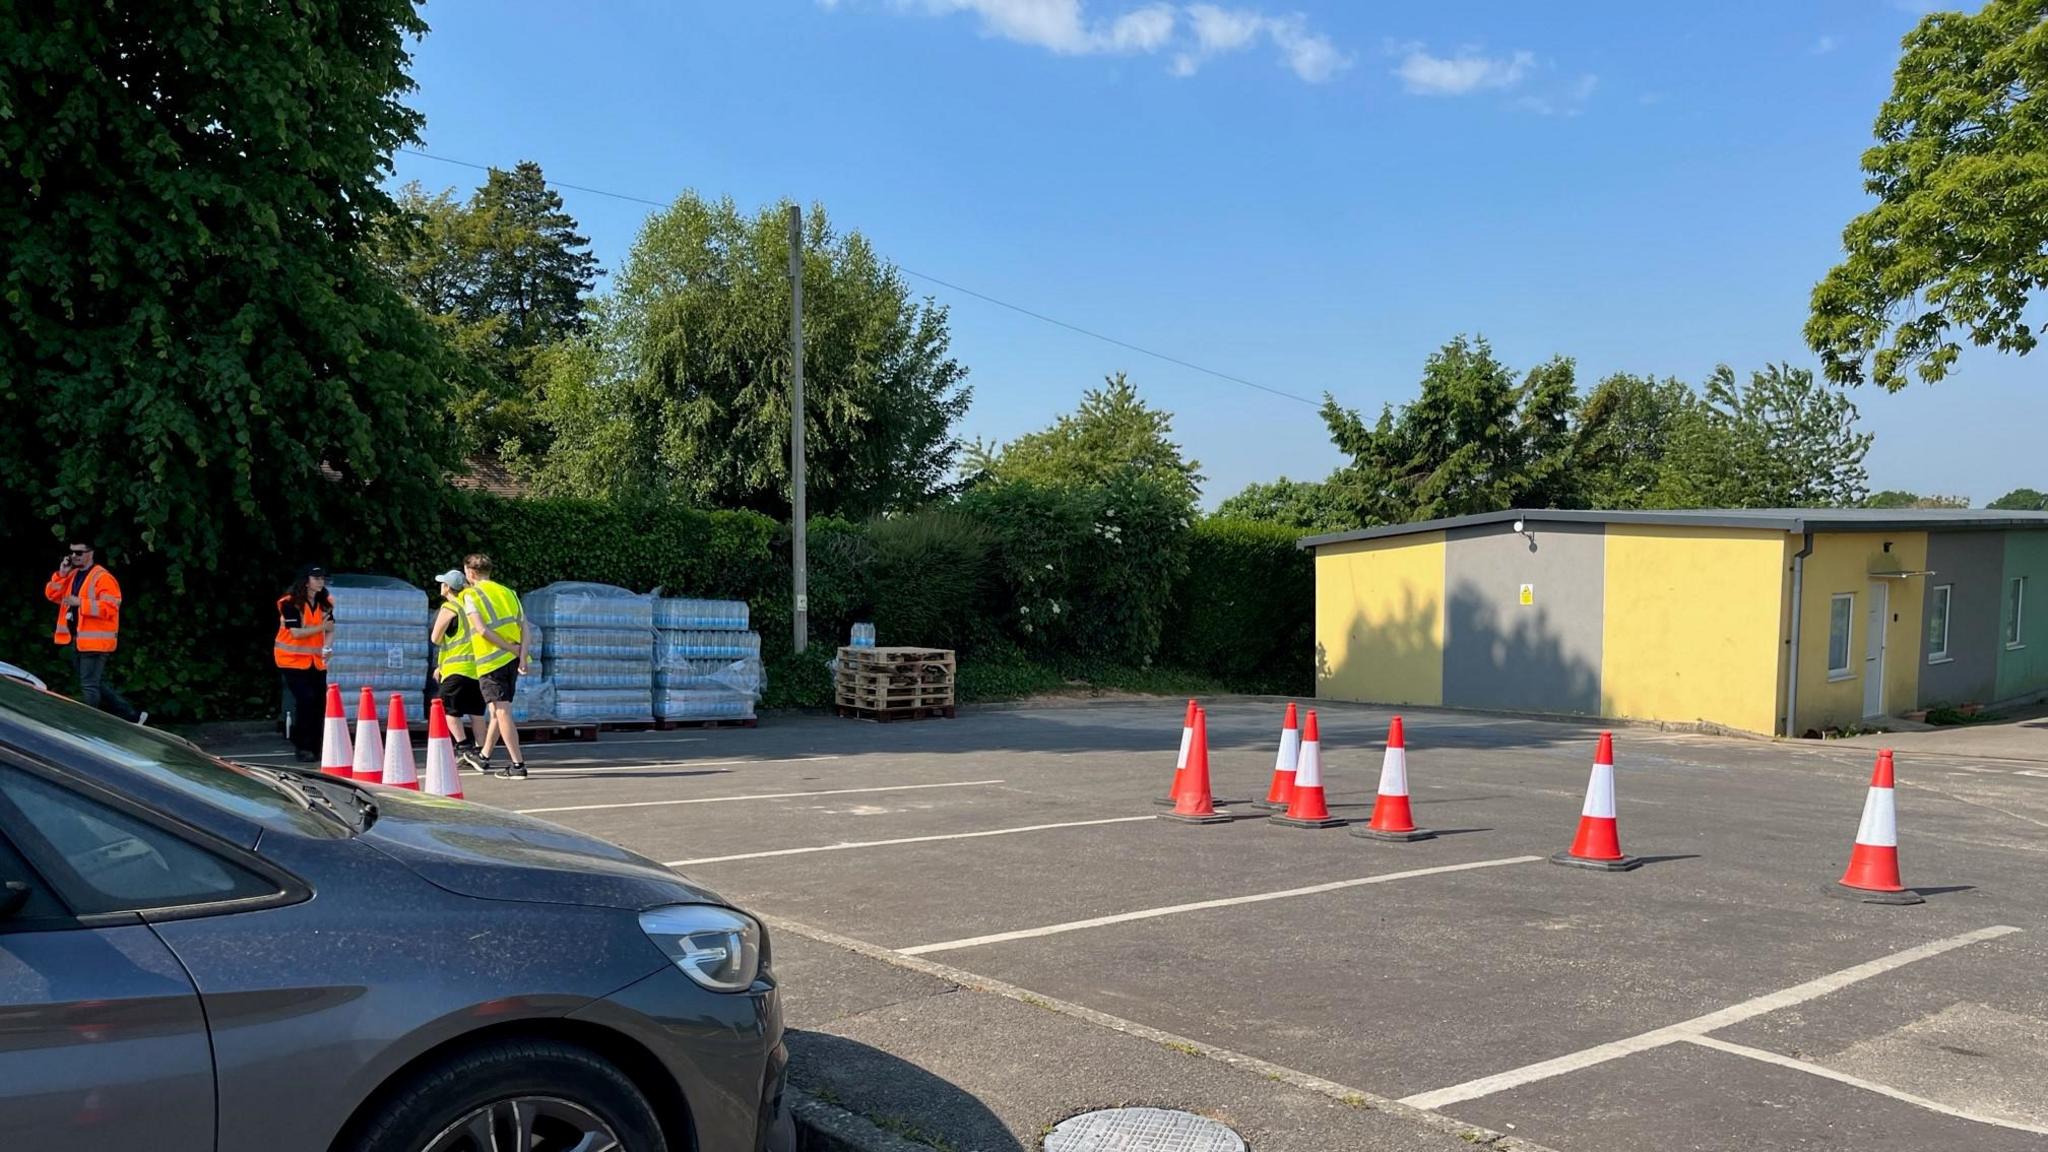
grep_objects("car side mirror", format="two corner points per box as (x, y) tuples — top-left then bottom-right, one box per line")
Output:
(0, 880), (30, 918)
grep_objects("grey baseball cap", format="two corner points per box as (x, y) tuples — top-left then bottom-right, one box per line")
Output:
(434, 569), (467, 589)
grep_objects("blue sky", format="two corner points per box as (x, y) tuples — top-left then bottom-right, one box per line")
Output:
(390, 0), (2037, 507)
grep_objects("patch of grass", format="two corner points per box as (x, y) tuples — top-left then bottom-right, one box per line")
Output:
(1164, 1040), (1204, 1057)
(1339, 1092), (1371, 1110)
(869, 1114), (961, 1152)
(1926, 705), (2004, 726)
(1016, 992), (1056, 1011)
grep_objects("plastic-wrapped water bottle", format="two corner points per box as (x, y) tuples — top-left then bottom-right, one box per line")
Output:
(850, 622), (876, 648)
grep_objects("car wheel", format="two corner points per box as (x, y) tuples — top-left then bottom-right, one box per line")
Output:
(348, 1038), (669, 1152)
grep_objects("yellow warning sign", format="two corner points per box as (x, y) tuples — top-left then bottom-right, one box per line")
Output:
(1519, 583), (1534, 606)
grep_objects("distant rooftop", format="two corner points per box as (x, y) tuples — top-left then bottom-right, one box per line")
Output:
(1298, 507), (2048, 550)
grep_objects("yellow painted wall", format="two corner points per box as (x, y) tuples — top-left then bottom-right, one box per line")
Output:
(1793, 532), (1927, 734)
(1600, 526), (1787, 734)
(1314, 533), (1445, 706)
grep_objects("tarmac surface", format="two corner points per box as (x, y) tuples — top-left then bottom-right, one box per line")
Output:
(208, 698), (2048, 1151)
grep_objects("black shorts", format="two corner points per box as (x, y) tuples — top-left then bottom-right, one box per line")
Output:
(437, 673), (485, 717)
(478, 662), (520, 704)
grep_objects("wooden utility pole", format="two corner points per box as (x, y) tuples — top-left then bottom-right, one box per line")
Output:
(788, 204), (808, 653)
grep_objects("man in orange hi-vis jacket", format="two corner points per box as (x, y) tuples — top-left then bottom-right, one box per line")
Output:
(44, 540), (145, 723)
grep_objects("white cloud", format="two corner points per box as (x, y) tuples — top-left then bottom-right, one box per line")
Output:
(830, 1), (1342, 81)
(1811, 33), (1839, 55)
(1393, 44), (1534, 96)
(1267, 14), (1347, 82)
(1514, 72), (1598, 116)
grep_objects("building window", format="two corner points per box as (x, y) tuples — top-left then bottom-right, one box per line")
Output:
(1828, 593), (1854, 678)
(1927, 584), (1952, 663)
(2007, 577), (2026, 649)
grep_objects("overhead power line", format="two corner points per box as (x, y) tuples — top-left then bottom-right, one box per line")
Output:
(397, 147), (1320, 407)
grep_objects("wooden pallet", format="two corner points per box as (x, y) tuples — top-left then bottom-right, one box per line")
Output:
(649, 716), (758, 731)
(835, 702), (957, 723)
(838, 646), (955, 667)
(836, 684), (954, 708)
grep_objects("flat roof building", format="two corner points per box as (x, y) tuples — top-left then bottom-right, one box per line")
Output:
(1300, 508), (2048, 737)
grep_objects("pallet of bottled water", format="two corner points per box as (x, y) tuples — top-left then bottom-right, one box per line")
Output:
(529, 582), (654, 723)
(654, 688), (756, 721)
(326, 574), (431, 703)
(653, 598), (750, 631)
(650, 595), (763, 722)
(507, 676), (557, 725)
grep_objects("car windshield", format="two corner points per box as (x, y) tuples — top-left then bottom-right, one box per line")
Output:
(0, 676), (317, 824)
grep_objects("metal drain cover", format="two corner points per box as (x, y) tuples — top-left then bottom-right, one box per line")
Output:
(1043, 1107), (1247, 1152)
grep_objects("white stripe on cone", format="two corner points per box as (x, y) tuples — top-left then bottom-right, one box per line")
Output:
(352, 715), (383, 782)
(1376, 744), (1409, 797)
(1176, 722), (1193, 771)
(1294, 735), (1324, 789)
(1853, 783), (1898, 847)
(1274, 726), (1301, 775)
(424, 727), (461, 799)
(382, 706), (418, 789)
(321, 714), (353, 775)
(1581, 762), (1617, 819)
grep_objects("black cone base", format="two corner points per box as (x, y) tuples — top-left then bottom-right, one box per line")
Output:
(1825, 882), (1924, 905)
(1353, 825), (1436, 842)
(1549, 850), (1642, 872)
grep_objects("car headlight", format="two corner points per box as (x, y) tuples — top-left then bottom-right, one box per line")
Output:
(638, 905), (764, 993)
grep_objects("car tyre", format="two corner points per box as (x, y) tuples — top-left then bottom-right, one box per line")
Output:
(347, 1038), (668, 1152)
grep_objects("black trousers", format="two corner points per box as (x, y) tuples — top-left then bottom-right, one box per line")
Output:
(68, 647), (139, 722)
(281, 666), (328, 754)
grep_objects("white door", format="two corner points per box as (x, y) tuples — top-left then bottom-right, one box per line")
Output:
(1863, 581), (1888, 717)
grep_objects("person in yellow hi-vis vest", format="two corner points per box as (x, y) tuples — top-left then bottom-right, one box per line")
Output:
(458, 553), (530, 779)
(428, 568), (488, 771)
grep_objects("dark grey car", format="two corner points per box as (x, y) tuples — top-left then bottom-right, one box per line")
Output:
(0, 677), (791, 1152)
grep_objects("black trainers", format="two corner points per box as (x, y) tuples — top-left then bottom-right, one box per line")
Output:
(456, 747), (486, 773)
(492, 762), (528, 780)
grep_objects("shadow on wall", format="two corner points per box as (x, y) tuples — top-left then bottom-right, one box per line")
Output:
(789, 1030), (1024, 1152)
(1314, 584), (1443, 706)
(1442, 584), (1601, 718)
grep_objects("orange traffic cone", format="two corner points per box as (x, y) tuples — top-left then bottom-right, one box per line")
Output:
(1832, 750), (1922, 904)
(1355, 715), (1434, 842)
(1251, 702), (1300, 812)
(1155, 699), (1199, 806)
(1551, 732), (1641, 871)
(423, 698), (463, 800)
(381, 694), (419, 790)
(1159, 706), (1230, 824)
(319, 684), (353, 777)
(1271, 710), (1345, 828)
(351, 686), (384, 783)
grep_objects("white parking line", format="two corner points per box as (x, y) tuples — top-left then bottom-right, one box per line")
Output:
(896, 855), (1542, 956)
(519, 779), (1003, 815)
(1681, 1035), (2048, 1136)
(522, 755), (841, 777)
(665, 815), (1153, 866)
(1400, 924), (2023, 1111)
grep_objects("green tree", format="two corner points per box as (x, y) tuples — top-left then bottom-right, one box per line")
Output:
(1806, 1), (2048, 389)
(1213, 477), (1356, 534)
(0, 0), (459, 583)
(539, 195), (969, 518)
(1649, 365), (1872, 509)
(1864, 490), (1971, 509)
(374, 162), (599, 462)
(1574, 373), (1691, 509)
(1988, 487), (2048, 510)
(967, 373), (1203, 512)
(1321, 335), (1584, 524)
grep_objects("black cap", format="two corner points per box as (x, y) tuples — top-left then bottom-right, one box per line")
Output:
(301, 564), (329, 579)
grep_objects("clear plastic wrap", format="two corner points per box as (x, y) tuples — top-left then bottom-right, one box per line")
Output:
(507, 677), (557, 726)
(654, 688), (756, 721)
(526, 582), (656, 630)
(652, 598), (750, 631)
(555, 687), (655, 724)
(550, 659), (658, 690)
(656, 630), (762, 663)
(654, 657), (765, 696)
(325, 574), (431, 705)
(540, 629), (655, 660)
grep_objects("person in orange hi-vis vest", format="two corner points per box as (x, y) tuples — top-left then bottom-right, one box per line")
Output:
(43, 539), (144, 723)
(274, 565), (336, 761)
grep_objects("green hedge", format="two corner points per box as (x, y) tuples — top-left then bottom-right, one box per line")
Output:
(6, 491), (1310, 719)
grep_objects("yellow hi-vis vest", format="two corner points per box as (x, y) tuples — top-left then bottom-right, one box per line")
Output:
(463, 580), (523, 675)
(436, 607), (477, 680)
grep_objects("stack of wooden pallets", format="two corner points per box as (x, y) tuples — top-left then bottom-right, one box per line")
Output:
(834, 646), (956, 721)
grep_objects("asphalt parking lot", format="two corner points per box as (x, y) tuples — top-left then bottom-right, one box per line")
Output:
(217, 699), (2048, 1151)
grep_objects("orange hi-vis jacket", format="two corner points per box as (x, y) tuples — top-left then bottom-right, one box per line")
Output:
(45, 564), (122, 652)
(274, 595), (329, 671)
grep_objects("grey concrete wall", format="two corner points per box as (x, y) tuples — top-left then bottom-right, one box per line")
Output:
(1442, 521), (1604, 715)
(1920, 531), (2003, 706)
